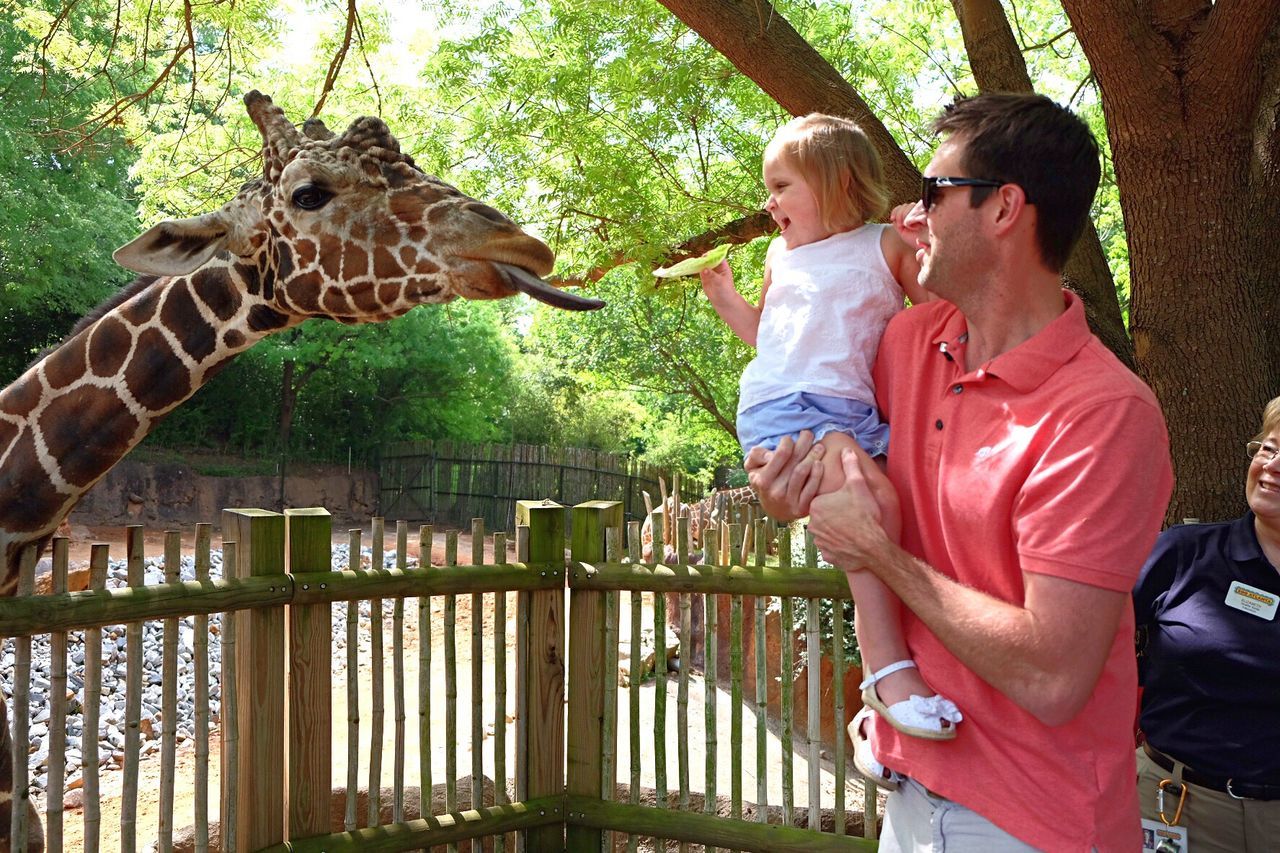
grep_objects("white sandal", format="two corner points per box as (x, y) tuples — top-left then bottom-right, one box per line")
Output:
(849, 706), (901, 791)
(860, 660), (962, 741)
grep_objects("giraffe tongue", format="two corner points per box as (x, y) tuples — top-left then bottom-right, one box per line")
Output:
(496, 263), (605, 311)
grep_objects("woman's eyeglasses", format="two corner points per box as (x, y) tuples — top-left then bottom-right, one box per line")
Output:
(1246, 441), (1280, 465)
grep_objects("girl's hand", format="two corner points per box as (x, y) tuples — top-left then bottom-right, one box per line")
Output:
(889, 202), (920, 242)
(699, 260), (733, 295)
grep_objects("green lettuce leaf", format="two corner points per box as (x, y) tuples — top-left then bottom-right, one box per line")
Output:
(652, 243), (731, 279)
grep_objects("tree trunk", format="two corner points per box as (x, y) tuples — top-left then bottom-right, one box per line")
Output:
(1065, 0), (1280, 521)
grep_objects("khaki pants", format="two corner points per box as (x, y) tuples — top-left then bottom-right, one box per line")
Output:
(879, 777), (1041, 852)
(1137, 747), (1280, 852)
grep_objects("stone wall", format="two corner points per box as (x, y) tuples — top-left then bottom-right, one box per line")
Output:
(69, 458), (380, 528)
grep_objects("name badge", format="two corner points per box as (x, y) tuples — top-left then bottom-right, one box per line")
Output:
(1224, 580), (1278, 620)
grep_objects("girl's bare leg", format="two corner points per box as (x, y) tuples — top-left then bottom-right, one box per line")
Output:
(816, 432), (934, 708)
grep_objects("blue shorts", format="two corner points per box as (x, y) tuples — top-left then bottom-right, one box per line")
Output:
(738, 392), (889, 459)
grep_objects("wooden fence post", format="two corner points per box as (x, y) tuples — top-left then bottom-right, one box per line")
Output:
(285, 508), (333, 839)
(514, 500), (565, 852)
(566, 501), (623, 851)
(221, 508), (287, 849)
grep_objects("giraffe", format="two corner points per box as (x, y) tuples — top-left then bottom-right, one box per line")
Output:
(0, 90), (601, 850)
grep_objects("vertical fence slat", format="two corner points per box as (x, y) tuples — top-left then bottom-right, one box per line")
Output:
(702, 525), (719, 853)
(778, 528), (794, 827)
(807, 597), (822, 829)
(47, 537), (69, 853)
(513, 523), (530, 853)
(344, 529), (361, 832)
(219, 539), (238, 853)
(286, 508), (333, 838)
(158, 530), (181, 849)
(676, 516), (691, 853)
(444, 531), (459, 853)
(754, 533), (768, 824)
(493, 530), (509, 853)
(393, 520), (408, 824)
(566, 501), (619, 852)
(470, 517), (485, 848)
(601, 526), (622, 853)
(832, 603), (847, 837)
(368, 516), (385, 828)
(120, 525), (143, 853)
(11, 544), (36, 851)
(417, 524), (434, 821)
(728, 522), (744, 824)
(83, 544), (108, 853)
(193, 522), (212, 853)
(626, 522), (642, 853)
(221, 509), (286, 850)
(516, 500), (565, 852)
(653, 512), (668, 820)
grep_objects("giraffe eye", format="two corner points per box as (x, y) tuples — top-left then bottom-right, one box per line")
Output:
(291, 184), (332, 211)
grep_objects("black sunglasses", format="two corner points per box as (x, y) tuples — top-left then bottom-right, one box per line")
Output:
(921, 176), (1005, 209)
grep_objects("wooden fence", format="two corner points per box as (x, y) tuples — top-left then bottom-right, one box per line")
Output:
(0, 501), (879, 852)
(378, 441), (693, 531)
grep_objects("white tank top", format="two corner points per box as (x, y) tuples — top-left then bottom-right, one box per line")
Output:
(738, 224), (903, 415)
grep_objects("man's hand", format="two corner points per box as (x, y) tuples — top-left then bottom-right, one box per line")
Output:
(744, 431), (824, 521)
(808, 448), (902, 570)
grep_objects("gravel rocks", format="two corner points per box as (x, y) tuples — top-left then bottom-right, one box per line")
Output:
(1, 543), (410, 799)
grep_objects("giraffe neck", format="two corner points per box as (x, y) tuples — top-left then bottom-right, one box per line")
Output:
(0, 258), (288, 592)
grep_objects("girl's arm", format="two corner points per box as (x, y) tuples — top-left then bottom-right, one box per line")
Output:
(700, 244), (774, 347)
(883, 206), (932, 306)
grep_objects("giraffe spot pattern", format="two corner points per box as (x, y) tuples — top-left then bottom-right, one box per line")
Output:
(288, 271), (324, 313)
(192, 267), (241, 321)
(0, 429), (74, 531)
(87, 317), (132, 377)
(247, 304), (289, 333)
(390, 191), (426, 224)
(224, 329), (247, 349)
(125, 328), (192, 412)
(275, 241), (295, 281)
(0, 375), (42, 418)
(235, 262), (263, 298)
(373, 246), (404, 279)
(415, 258), (440, 275)
(323, 287), (352, 315)
(351, 283), (382, 314)
(41, 331), (88, 390)
(161, 284), (218, 362)
(121, 286), (162, 325)
(40, 388), (140, 489)
(377, 284), (401, 306)
(399, 246), (417, 267)
(342, 244), (368, 280)
(295, 239), (317, 267)
(319, 234), (343, 280)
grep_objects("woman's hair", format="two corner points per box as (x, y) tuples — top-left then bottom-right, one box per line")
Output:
(766, 114), (888, 231)
(1256, 395), (1280, 442)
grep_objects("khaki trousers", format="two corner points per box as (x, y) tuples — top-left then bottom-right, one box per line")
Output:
(879, 777), (1041, 852)
(1137, 747), (1280, 852)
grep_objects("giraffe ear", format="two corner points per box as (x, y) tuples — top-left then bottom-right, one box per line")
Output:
(113, 214), (232, 276)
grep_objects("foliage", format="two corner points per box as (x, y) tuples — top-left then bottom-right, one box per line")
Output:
(0, 12), (139, 382)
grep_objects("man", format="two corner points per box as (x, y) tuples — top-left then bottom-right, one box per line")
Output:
(748, 94), (1173, 851)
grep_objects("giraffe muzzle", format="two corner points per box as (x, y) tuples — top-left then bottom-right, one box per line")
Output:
(495, 263), (605, 311)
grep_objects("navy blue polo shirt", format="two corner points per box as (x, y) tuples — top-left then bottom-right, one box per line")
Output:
(1134, 513), (1280, 782)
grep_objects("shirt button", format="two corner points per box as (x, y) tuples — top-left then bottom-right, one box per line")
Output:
(952, 384), (963, 394)
(935, 419), (944, 430)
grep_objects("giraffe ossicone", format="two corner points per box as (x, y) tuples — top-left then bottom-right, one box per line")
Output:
(0, 90), (601, 850)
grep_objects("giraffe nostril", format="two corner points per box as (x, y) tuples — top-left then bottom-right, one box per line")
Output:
(467, 203), (512, 226)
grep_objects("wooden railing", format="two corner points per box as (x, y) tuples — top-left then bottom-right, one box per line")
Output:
(0, 500), (878, 852)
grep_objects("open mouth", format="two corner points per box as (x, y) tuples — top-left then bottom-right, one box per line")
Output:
(496, 263), (605, 311)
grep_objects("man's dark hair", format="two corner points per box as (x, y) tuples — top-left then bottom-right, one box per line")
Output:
(932, 93), (1100, 272)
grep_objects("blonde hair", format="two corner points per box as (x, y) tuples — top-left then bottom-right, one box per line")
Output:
(766, 114), (889, 231)
(1255, 395), (1280, 442)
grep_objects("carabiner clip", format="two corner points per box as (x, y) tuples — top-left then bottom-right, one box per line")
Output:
(1157, 778), (1187, 826)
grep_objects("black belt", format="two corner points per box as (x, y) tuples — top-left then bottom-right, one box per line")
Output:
(1144, 742), (1280, 801)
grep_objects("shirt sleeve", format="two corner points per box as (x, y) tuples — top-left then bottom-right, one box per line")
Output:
(1132, 529), (1181, 685)
(1013, 395), (1174, 593)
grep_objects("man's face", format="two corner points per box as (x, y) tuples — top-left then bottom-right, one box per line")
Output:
(903, 136), (993, 301)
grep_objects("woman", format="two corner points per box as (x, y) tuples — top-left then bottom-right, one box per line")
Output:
(1134, 394), (1280, 850)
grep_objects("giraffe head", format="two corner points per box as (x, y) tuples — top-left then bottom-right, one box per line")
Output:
(113, 91), (602, 320)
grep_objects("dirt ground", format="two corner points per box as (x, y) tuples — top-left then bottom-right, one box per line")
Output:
(35, 524), (871, 850)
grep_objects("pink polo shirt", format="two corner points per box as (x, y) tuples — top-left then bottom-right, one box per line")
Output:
(870, 292), (1173, 852)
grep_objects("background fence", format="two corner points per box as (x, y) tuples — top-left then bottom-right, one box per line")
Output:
(378, 441), (695, 531)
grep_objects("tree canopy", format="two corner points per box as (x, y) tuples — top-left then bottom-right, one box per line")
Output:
(4, 0), (1276, 516)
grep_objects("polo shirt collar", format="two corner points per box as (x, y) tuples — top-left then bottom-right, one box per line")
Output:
(1227, 511), (1270, 564)
(930, 290), (1092, 392)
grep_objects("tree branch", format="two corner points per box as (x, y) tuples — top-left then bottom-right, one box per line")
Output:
(657, 0), (920, 205)
(312, 0), (359, 119)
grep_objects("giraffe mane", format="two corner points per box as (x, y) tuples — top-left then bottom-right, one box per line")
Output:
(30, 275), (162, 367)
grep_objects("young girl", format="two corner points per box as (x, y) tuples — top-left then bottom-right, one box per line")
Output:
(700, 113), (961, 787)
